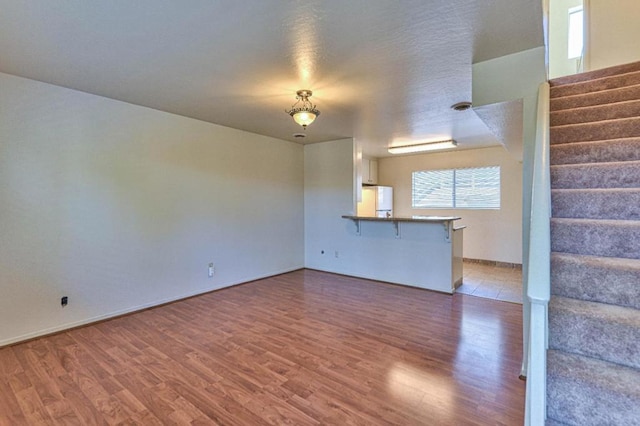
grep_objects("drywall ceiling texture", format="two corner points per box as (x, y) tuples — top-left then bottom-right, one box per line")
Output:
(0, 0), (543, 156)
(0, 72), (304, 346)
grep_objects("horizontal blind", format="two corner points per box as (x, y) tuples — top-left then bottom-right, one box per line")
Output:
(412, 169), (454, 208)
(454, 166), (500, 209)
(412, 166), (500, 209)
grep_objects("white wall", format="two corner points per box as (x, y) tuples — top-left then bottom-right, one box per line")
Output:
(304, 139), (356, 272)
(0, 72), (304, 346)
(378, 146), (523, 264)
(586, 0), (640, 71)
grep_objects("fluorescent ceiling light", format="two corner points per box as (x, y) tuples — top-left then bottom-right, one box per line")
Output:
(388, 140), (457, 154)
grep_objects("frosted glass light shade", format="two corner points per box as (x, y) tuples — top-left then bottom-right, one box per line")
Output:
(293, 110), (317, 127)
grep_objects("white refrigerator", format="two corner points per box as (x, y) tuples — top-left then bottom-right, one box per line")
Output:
(357, 186), (393, 217)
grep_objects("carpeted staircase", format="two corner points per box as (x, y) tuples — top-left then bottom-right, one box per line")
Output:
(546, 61), (640, 425)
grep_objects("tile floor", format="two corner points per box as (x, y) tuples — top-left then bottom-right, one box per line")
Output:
(458, 261), (523, 304)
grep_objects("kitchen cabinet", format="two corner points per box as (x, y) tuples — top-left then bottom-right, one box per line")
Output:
(362, 157), (378, 185)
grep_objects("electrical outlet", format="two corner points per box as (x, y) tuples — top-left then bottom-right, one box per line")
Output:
(61, 296), (68, 307)
(208, 263), (215, 277)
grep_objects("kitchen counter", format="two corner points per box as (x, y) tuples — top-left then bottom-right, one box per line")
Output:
(341, 215), (461, 223)
(341, 215), (464, 239)
(341, 214), (465, 293)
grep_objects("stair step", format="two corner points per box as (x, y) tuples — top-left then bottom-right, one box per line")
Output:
(550, 99), (640, 126)
(549, 296), (640, 369)
(550, 84), (640, 111)
(551, 188), (640, 220)
(551, 70), (640, 98)
(545, 419), (568, 426)
(550, 218), (640, 259)
(550, 160), (640, 189)
(550, 60), (640, 86)
(551, 116), (640, 144)
(550, 138), (640, 165)
(551, 252), (640, 310)
(547, 349), (640, 426)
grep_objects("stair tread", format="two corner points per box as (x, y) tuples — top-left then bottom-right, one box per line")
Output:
(550, 218), (640, 259)
(552, 187), (640, 193)
(550, 84), (640, 111)
(552, 250), (640, 264)
(545, 419), (568, 426)
(549, 296), (640, 369)
(550, 295), (640, 329)
(551, 188), (640, 220)
(550, 160), (640, 189)
(547, 349), (640, 426)
(551, 252), (640, 309)
(550, 99), (640, 126)
(552, 217), (640, 224)
(549, 295), (640, 369)
(551, 159), (640, 168)
(550, 115), (640, 129)
(550, 137), (640, 165)
(549, 60), (640, 85)
(550, 70), (640, 98)
(551, 252), (640, 275)
(552, 81), (640, 96)
(550, 116), (640, 144)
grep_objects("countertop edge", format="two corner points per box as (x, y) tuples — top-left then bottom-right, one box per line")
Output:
(341, 215), (462, 223)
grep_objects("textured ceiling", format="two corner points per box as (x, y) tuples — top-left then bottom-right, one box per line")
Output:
(0, 0), (543, 157)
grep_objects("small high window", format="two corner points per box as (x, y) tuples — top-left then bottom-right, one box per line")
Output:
(567, 6), (584, 59)
(412, 166), (500, 210)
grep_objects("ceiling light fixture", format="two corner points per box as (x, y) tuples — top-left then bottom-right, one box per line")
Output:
(388, 140), (458, 154)
(286, 89), (320, 130)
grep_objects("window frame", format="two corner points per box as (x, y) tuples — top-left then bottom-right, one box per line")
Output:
(411, 165), (501, 210)
(567, 5), (584, 60)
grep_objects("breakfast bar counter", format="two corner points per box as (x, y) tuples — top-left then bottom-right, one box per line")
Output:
(341, 215), (465, 293)
(341, 215), (462, 223)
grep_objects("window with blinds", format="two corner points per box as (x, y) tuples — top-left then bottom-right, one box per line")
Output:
(412, 166), (500, 209)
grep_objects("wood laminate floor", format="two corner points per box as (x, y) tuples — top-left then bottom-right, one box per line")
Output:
(0, 269), (524, 425)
